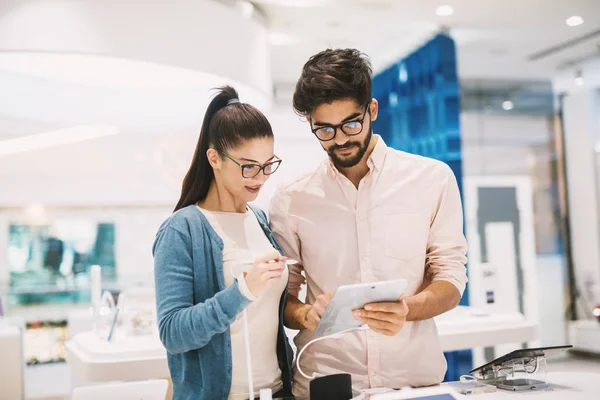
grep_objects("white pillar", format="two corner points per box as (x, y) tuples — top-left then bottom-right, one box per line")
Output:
(561, 87), (600, 318)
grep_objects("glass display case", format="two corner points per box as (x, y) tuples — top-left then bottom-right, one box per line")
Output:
(7, 219), (116, 306)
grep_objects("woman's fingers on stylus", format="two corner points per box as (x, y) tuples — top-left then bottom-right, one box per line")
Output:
(259, 261), (284, 271)
(266, 261), (285, 270)
(255, 251), (277, 264)
(266, 270), (283, 278)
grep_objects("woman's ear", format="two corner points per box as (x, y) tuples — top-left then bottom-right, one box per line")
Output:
(206, 148), (221, 170)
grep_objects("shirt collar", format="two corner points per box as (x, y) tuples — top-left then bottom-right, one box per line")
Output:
(367, 134), (386, 172)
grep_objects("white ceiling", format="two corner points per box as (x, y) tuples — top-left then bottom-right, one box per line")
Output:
(257, 0), (600, 85)
(0, 0), (271, 138)
(1, 0), (599, 139)
(0, 0), (577, 206)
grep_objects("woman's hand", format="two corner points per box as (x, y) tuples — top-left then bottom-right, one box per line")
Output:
(244, 250), (286, 297)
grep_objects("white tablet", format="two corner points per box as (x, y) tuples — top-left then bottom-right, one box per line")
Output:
(314, 279), (407, 337)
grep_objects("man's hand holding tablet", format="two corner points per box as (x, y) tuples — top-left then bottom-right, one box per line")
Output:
(300, 292), (334, 331)
(309, 280), (408, 337)
(352, 296), (409, 336)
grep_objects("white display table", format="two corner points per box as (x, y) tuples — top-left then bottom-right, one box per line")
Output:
(436, 306), (537, 352)
(65, 331), (168, 382)
(65, 306), (537, 383)
(450, 372), (599, 399)
(568, 320), (600, 354)
(364, 372), (600, 399)
(456, 372), (600, 400)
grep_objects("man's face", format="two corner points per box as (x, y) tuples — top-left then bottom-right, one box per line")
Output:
(309, 99), (378, 168)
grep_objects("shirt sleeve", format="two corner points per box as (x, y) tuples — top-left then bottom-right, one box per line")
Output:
(426, 164), (469, 295)
(236, 272), (258, 301)
(153, 225), (251, 354)
(269, 189), (305, 298)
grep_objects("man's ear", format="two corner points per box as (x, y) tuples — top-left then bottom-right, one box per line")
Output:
(370, 98), (379, 121)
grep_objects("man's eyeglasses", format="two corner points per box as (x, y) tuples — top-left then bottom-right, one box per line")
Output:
(310, 104), (371, 142)
(218, 150), (282, 178)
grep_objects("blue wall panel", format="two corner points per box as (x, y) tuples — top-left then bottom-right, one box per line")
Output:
(371, 33), (470, 381)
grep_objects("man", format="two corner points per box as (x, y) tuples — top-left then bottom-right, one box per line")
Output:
(269, 48), (468, 399)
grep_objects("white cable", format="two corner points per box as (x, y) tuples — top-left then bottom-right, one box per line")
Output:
(459, 374), (478, 383)
(296, 325), (370, 380)
(231, 262), (255, 400)
(238, 257), (298, 398)
(243, 309), (254, 400)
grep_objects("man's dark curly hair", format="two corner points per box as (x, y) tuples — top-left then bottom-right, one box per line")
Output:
(293, 48), (373, 116)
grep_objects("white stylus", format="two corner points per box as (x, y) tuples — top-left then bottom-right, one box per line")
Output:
(262, 259), (298, 265)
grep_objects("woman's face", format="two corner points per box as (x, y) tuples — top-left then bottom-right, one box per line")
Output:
(210, 136), (279, 203)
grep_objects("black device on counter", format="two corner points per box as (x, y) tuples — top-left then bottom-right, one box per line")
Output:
(310, 373), (353, 400)
(470, 345), (573, 376)
(470, 345), (573, 391)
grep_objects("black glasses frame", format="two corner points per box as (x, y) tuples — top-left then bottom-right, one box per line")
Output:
(310, 103), (371, 142)
(218, 150), (282, 178)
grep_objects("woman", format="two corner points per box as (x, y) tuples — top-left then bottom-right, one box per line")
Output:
(153, 86), (293, 400)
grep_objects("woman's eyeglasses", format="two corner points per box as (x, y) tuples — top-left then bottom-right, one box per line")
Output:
(218, 151), (282, 178)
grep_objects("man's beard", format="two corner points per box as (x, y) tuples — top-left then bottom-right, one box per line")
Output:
(327, 129), (372, 169)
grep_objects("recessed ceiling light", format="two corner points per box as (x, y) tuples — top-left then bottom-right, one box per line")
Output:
(436, 5), (454, 17)
(237, 1), (254, 19)
(575, 69), (584, 86)
(566, 16), (584, 27)
(502, 101), (514, 111)
(262, 0), (327, 7)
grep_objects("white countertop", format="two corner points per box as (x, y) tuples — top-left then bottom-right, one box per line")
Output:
(568, 320), (600, 354)
(69, 331), (166, 361)
(65, 331), (168, 382)
(450, 372), (600, 399)
(435, 306), (537, 352)
(365, 372), (600, 399)
(65, 306), (538, 382)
